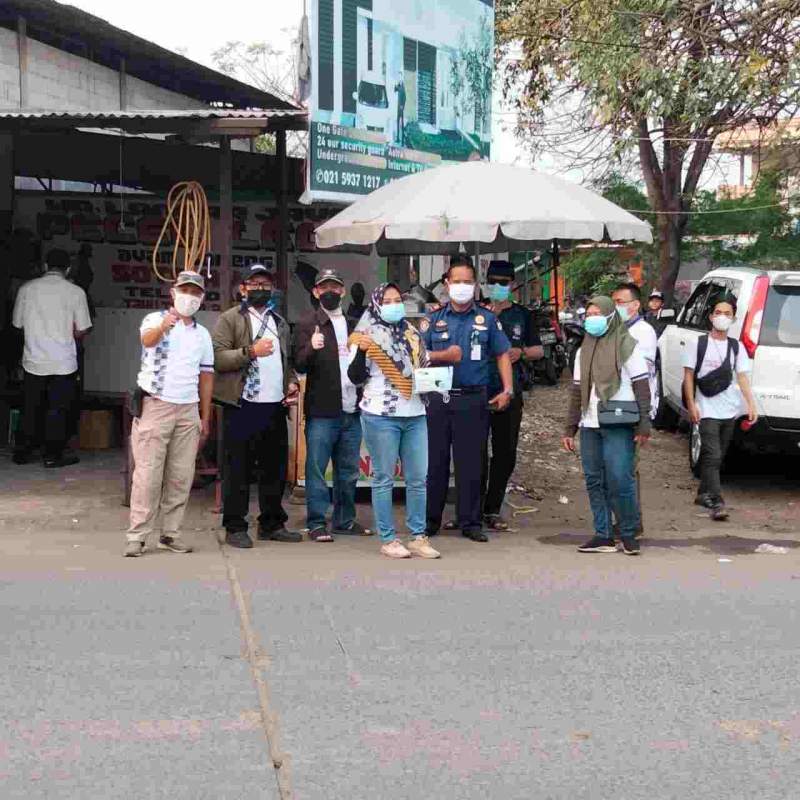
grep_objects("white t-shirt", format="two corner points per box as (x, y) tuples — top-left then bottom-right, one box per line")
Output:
(327, 311), (358, 414)
(573, 346), (649, 428)
(681, 335), (751, 420)
(137, 312), (214, 404)
(243, 310), (284, 403)
(627, 317), (659, 419)
(12, 272), (92, 375)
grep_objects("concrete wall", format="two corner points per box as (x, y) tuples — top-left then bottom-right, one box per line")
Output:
(0, 26), (205, 111)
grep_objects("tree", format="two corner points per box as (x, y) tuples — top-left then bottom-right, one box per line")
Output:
(496, 0), (800, 303)
(212, 39), (307, 158)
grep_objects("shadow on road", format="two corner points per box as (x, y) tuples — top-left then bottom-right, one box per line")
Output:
(538, 532), (800, 555)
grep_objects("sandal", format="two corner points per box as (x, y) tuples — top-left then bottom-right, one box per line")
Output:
(483, 514), (509, 531)
(308, 527), (334, 542)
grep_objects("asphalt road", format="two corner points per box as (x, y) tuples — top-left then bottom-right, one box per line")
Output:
(1, 446), (799, 799)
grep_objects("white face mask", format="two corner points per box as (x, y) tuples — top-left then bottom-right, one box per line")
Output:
(711, 314), (732, 332)
(448, 283), (475, 305)
(174, 292), (202, 317)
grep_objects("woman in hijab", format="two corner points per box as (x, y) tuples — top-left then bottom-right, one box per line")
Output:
(562, 295), (651, 555)
(347, 283), (439, 559)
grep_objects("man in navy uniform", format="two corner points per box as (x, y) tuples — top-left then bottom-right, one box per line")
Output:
(481, 260), (543, 530)
(421, 255), (513, 542)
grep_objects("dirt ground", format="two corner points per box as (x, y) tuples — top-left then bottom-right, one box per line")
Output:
(507, 377), (800, 546)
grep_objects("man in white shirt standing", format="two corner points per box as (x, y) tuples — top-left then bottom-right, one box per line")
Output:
(125, 271), (214, 558)
(212, 264), (301, 549)
(12, 248), (92, 468)
(612, 282), (658, 416)
(682, 293), (757, 521)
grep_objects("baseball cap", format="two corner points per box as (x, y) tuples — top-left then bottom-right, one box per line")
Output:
(244, 263), (273, 281)
(487, 260), (515, 280)
(174, 270), (205, 291)
(314, 268), (345, 287)
(649, 289), (664, 299)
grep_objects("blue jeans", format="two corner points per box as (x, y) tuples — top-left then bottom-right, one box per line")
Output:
(305, 413), (362, 531)
(580, 426), (638, 539)
(361, 413), (428, 543)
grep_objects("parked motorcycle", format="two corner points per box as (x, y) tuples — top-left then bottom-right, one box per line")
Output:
(561, 308), (585, 375)
(530, 302), (567, 385)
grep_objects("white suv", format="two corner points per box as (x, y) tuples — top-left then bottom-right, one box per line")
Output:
(656, 267), (800, 474)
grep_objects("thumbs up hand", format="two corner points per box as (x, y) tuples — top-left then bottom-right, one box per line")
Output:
(311, 325), (325, 350)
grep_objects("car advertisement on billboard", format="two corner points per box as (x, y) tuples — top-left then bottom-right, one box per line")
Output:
(307, 0), (494, 203)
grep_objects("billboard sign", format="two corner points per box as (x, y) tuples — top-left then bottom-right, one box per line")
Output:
(308, 0), (494, 203)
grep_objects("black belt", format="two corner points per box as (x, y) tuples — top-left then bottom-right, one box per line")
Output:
(448, 386), (486, 396)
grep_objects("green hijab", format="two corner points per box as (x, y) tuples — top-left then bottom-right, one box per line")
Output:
(579, 295), (637, 412)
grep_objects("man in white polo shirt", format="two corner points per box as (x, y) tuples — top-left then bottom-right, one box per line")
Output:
(125, 271), (214, 558)
(12, 248), (92, 468)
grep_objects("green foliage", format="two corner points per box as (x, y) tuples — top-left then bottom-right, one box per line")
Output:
(496, 0), (800, 300)
(561, 249), (621, 297)
(689, 172), (791, 238)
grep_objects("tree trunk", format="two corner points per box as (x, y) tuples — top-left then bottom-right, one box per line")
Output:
(657, 217), (682, 306)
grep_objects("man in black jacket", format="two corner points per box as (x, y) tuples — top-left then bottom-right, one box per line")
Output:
(293, 269), (368, 542)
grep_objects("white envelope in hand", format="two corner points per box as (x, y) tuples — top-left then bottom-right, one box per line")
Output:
(413, 367), (453, 394)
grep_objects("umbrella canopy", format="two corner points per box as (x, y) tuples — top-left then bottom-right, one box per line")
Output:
(315, 161), (652, 255)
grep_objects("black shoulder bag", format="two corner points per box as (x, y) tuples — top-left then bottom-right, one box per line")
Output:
(695, 334), (738, 397)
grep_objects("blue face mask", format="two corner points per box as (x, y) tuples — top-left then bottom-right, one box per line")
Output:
(380, 303), (405, 324)
(616, 304), (631, 322)
(584, 314), (612, 337)
(488, 283), (511, 302)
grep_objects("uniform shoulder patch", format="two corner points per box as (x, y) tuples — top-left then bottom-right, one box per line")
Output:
(419, 318), (430, 332)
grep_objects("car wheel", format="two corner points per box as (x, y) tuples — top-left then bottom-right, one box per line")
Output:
(689, 422), (702, 478)
(652, 362), (679, 430)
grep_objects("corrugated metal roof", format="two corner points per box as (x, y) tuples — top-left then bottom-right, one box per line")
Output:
(0, 109), (306, 121)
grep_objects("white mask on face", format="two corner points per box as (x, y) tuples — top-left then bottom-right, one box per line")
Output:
(448, 283), (475, 305)
(711, 314), (732, 332)
(174, 293), (202, 317)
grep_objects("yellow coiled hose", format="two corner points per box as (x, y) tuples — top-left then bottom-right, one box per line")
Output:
(152, 181), (212, 282)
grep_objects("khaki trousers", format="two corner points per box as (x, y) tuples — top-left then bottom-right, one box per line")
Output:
(127, 397), (200, 543)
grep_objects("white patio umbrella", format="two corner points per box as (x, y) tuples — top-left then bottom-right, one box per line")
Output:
(314, 161), (653, 256)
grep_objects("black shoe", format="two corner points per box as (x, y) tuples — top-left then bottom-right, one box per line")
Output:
(225, 530), (253, 548)
(694, 493), (715, 509)
(710, 503), (729, 522)
(258, 526), (302, 543)
(463, 529), (489, 543)
(12, 450), (30, 465)
(332, 520), (373, 536)
(577, 536), (617, 553)
(621, 537), (640, 556)
(44, 454), (80, 468)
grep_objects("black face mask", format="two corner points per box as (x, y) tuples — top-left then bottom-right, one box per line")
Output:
(248, 289), (271, 308)
(319, 291), (341, 311)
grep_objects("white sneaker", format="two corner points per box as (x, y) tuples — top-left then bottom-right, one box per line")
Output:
(406, 536), (440, 559)
(380, 540), (411, 559)
(124, 541), (145, 558)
